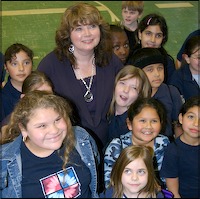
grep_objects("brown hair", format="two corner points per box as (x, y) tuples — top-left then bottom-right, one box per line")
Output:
(54, 2), (112, 67)
(2, 90), (75, 170)
(110, 145), (160, 198)
(22, 70), (54, 94)
(4, 43), (33, 64)
(184, 35), (200, 57)
(122, 1), (144, 14)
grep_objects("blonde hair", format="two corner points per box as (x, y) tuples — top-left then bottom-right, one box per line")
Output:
(55, 2), (112, 67)
(1, 90), (75, 170)
(110, 145), (160, 198)
(122, 1), (144, 14)
(108, 65), (151, 116)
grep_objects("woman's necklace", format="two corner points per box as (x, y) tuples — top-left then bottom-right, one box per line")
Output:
(76, 58), (95, 103)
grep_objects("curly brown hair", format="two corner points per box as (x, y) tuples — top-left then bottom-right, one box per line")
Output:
(1, 90), (75, 170)
(54, 2), (113, 67)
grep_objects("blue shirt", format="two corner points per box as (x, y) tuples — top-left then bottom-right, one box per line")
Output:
(21, 142), (91, 198)
(169, 63), (200, 101)
(160, 137), (200, 198)
(0, 52), (5, 83)
(153, 83), (183, 137)
(107, 111), (129, 143)
(1, 77), (21, 120)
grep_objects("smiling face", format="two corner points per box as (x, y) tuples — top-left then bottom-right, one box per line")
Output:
(115, 75), (140, 115)
(20, 108), (67, 157)
(70, 23), (100, 54)
(139, 25), (164, 48)
(5, 50), (32, 87)
(127, 106), (161, 146)
(121, 157), (148, 198)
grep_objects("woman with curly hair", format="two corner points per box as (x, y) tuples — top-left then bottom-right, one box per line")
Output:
(37, 2), (123, 150)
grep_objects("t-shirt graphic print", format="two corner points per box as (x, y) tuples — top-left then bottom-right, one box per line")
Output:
(40, 167), (81, 198)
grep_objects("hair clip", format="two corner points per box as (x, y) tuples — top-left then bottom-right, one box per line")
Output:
(147, 17), (152, 25)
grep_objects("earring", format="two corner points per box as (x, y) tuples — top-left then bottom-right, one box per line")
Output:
(68, 44), (74, 54)
(23, 136), (27, 142)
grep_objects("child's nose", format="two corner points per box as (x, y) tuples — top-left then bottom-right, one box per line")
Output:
(18, 63), (24, 71)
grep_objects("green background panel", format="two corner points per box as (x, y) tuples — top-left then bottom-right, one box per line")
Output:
(2, 1), (199, 72)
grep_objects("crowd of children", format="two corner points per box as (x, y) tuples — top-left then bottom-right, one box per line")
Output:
(1, 1), (199, 198)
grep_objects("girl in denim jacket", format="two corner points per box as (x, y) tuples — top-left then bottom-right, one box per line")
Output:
(0, 90), (100, 198)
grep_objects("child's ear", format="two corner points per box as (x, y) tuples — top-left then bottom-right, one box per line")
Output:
(138, 30), (142, 40)
(126, 118), (133, 130)
(18, 123), (28, 138)
(183, 54), (190, 64)
(4, 64), (9, 73)
(178, 113), (183, 125)
(138, 12), (143, 19)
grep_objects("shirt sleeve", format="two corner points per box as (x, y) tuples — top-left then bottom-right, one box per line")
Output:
(160, 142), (179, 178)
(104, 138), (122, 188)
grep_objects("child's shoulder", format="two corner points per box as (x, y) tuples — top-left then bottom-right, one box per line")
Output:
(158, 83), (181, 99)
(2, 77), (21, 96)
(165, 137), (182, 152)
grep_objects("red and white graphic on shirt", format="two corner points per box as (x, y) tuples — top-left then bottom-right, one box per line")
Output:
(40, 167), (81, 198)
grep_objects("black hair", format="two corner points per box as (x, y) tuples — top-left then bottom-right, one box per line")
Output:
(137, 13), (168, 46)
(127, 97), (167, 133)
(179, 96), (200, 116)
(184, 35), (200, 57)
(128, 48), (168, 82)
(4, 43), (34, 63)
